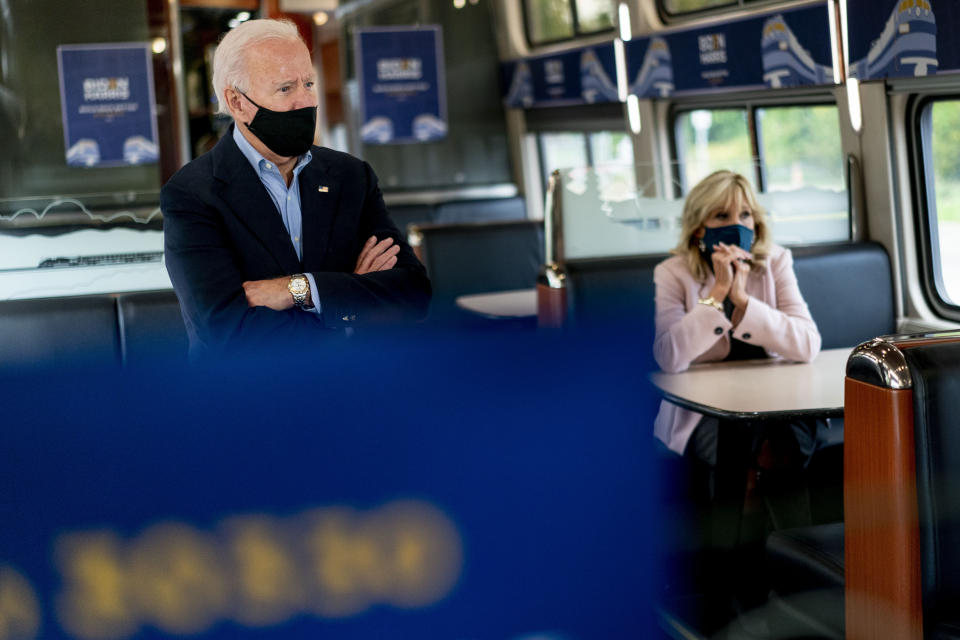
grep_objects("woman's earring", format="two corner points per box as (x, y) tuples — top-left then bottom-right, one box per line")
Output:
(698, 239), (706, 252)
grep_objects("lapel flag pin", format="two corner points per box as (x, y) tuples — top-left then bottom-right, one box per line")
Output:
(318, 186), (329, 193)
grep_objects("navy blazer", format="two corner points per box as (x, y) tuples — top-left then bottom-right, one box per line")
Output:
(161, 128), (430, 357)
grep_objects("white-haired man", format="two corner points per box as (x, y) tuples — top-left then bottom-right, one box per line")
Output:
(161, 19), (430, 358)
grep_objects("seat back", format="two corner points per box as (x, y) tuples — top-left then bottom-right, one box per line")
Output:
(0, 295), (120, 367)
(415, 220), (543, 316)
(434, 196), (526, 224)
(388, 197), (527, 235)
(904, 342), (960, 619)
(388, 204), (435, 235)
(564, 255), (664, 330)
(116, 290), (188, 366)
(844, 333), (960, 640)
(792, 243), (895, 349)
(557, 243), (895, 345)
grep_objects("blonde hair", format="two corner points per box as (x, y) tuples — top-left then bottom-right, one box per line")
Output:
(212, 19), (304, 116)
(673, 170), (771, 282)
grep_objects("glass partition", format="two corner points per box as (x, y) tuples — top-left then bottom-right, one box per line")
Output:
(557, 160), (849, 261)
(561, 164), (682, 259)
(342, 0), (512, 190)
(0, 0), (172, 300)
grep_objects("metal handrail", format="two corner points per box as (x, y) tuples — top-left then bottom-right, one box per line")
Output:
(539, 169), (566, 290)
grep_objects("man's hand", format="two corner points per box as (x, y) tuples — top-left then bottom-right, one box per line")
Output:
(242, 276), (298, 310)
(354, 236), (400, 275)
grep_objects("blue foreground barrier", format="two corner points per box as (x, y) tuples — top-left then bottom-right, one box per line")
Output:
(0, 329), (657, 639)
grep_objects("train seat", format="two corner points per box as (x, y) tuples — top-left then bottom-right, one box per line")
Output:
(896, 339), (960, 639)
(116, 290), (188, 366)
(556, 242), (895, 348)
(388, 197), (527, 236)
(565, 255), (663, 331)
(433, 196), (526, 224)
(765, 522), (845, 638)
(763, 335), (960, 640)
(0, 295), (120, 368)
(388, 203), (435, 234)
(792, 242), (895, 349)
(411, 219), (544, 321)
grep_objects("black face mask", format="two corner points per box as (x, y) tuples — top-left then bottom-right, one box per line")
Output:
(239, 91), (316, 157)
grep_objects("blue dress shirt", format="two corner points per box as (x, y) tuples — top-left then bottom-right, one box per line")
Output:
(232, 125), (322, 315)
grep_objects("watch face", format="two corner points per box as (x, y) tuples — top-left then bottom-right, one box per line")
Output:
(289, 277), (308, 295)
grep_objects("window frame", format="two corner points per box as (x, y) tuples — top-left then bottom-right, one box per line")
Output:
(907, 94), (960, 321)
(526, 104), (632, 193)
(657, 0), (781, 21)
(671, 106), (757, 195)
(669, 94), (841, 198)
(521, 0), (615, 49)
(536, 131), (591, 191)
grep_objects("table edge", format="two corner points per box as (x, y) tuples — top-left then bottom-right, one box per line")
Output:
(656, 388), (844, 421)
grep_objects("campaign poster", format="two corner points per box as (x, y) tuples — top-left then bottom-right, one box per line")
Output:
(355, 26), (447, 145)
(662, 4), (833, 94)
(501, 42), (619, 108)
(502, 3), (835, 106)
(56, 43), (159, 168)
(845, 0), (960, 81)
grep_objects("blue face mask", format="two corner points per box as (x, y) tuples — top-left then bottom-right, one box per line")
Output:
(700, 224), (754, 262)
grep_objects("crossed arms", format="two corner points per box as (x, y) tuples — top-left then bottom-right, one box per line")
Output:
(241, 236), (402, 310)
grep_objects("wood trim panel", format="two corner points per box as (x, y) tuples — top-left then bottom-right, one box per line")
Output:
(146, 0), (185, 179)
(179, 0), (259, 9)
(536, 283), (566, 329)
(844, 377), (923, 640)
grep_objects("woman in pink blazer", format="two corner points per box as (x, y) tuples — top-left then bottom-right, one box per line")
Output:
(652, 170), (821, 464)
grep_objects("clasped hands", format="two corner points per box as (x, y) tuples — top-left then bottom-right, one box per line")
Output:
(707, 241), (752, 311)
(242, 235), (400, 310)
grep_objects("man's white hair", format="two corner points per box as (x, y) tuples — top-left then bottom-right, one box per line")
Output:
(212, 18), (304, 116)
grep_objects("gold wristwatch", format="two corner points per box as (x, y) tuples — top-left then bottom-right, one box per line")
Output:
(697, 296), (723, 312)
(288, 274), (310, 308)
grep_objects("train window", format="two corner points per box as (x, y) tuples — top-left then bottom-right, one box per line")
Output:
(589, 131), (634, 168)
(536, 130), (635, 190)
(675, 109), (752, 189)
(675, 103), (849, 245)
(662, 0), (735, 15)
(522, 0), (614, 46)
(756, 105), (844, 192)
(917, 99), (960, 308)
(575, 0), (617, 33)
(540, 133), (590, 185)
(660, 0), (766, 16)
(756, 104), (848, 244)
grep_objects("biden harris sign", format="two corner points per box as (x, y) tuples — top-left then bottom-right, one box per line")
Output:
(56, 43), (159, 168)
(355, 26), (447, 145)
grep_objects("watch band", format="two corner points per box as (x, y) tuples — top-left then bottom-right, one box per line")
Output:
(288, 274), (309, 308)
(697, 296), (723, 312)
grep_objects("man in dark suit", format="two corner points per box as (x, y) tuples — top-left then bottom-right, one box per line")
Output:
(162, 19), (430, 358)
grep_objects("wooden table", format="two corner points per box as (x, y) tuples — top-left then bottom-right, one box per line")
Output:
(455, 288), (537, 319)
(649, 347), (851, 420)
